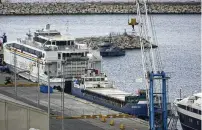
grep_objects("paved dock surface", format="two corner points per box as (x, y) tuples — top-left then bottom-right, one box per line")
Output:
(0, 70), (149, 130)
(0, 86), (149, 130)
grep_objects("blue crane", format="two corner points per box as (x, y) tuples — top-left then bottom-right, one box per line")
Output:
(133, 0), (169, 129)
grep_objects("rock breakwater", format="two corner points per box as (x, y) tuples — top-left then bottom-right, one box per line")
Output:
(76, 32), (157, 50)
(0, 2), (200, 15)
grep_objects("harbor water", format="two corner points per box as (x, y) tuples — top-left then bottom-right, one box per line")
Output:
(0, 14), (200, 103)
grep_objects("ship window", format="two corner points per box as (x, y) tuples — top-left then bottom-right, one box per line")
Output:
(30, 49), (35, 55)
(14, 43), (21, 49)
(21, 46), (24, 51)
(178, 104), (186, 110)
(58, 63), (60, 69)
(97, 78), (101, 81)
(193, 108), (198, 113)
(197, 121), (199, 125)
(56, 41), (67, 46)
(46, 41), (51, 45)
(89, 78), (92, 81)
(62, 53), (65, 59)
(199, 110), (201, 115)
(71, 41), (74, 45)
(36, 51), (42, 58)
(189, 118), (192, 123)
(24, 47), (28, 52)
(67, 41), (70, 45)
(58, 53), (61, 59)
(101, 78), (105, 81)
(52, 41), (56, 45)
(187, 106), (192, 112)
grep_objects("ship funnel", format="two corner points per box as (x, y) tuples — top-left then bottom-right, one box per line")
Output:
(46, 24), (50, 30)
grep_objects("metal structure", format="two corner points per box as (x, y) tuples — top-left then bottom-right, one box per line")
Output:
(47, 63), (51, 130)
(149, 71), (167, 130)
(14, 48), (17, 98)
(135, 0), (169, 129)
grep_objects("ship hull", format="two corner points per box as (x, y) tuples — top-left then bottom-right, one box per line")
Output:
(71, 86), (148, 118)
(177, 111), (201, 130)
(6, 64), (65, 87)
(100, 51), (125, 57)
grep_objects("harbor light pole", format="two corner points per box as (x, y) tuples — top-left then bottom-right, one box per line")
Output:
(37, 57), (40, 107)
(14, 48), (17, 98)
(47, 63), (51, 130)
(62, 62), (64, 130)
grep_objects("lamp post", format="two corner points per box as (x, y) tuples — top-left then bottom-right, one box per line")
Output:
(14, 48), (17, 98)
(47, 62), (51, 130)
(37, 57), (40, 107)
(62, 63), (64, 130)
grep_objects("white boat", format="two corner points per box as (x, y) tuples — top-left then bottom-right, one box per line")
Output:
(174, 93), (202, 130)
(3, 24), (102, 87)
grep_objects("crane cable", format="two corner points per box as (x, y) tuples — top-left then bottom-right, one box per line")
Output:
(128, 0), (130, 24)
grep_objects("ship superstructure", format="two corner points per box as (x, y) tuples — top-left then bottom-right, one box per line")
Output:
(175, 93), (201, 130)
(3, 24), (101, 86)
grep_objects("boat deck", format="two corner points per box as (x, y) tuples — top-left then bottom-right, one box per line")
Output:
(87, 88), (132, 101)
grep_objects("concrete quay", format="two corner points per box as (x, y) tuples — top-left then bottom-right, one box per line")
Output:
(0, 86), (149, 130)
(0, 72), (149, 130)
(0, 2), (200, 15)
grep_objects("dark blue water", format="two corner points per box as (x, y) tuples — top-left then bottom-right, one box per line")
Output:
(0, 14), (200, 102)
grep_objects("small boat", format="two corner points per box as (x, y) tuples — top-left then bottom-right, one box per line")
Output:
(174, 92), (201, 130)
(99, 41), (125, 57)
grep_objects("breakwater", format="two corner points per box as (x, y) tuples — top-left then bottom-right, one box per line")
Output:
(0, 2), (200, 15)
(76, 32), (157, 50)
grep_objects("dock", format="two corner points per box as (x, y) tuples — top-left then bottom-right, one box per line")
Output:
(0, 86), (149, 130)
(0, 40), (150, 130)
(0, 68), (149, 130)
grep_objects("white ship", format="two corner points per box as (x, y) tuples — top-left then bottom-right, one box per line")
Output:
(3, 24), (102, 87)
(174, 93), (202, 130)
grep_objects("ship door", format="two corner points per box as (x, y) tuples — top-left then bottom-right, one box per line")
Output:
(57, 62), (61, 76)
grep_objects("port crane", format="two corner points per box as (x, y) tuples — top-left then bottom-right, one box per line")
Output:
(129, 0), (171, 130)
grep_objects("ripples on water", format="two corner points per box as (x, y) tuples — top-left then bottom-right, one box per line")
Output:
(7, 0), (201, 3)
(0, 14), (200, 102)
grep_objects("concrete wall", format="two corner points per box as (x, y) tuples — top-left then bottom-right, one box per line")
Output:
(0, 2), (200, 15)
(0, 98), (48, 130)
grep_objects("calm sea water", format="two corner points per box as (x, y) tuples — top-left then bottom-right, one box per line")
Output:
(0, 14), (200, 102)
(6, 0), (201, 3)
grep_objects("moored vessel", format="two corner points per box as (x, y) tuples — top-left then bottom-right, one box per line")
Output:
(174, 92), (202, 130)
(3, 24), (102, 86)
(64, 69), (148, 118)
(99, 41), (125, 57)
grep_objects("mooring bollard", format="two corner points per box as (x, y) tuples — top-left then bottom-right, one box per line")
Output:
(109, 119), (114, 126)
(120, 123), (125, 130)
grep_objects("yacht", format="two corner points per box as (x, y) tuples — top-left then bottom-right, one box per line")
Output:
(174, 93), (202, 130)
(3, 24), (102, 87)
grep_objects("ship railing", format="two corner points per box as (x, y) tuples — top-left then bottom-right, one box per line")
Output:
(84, 81), (114, 88)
